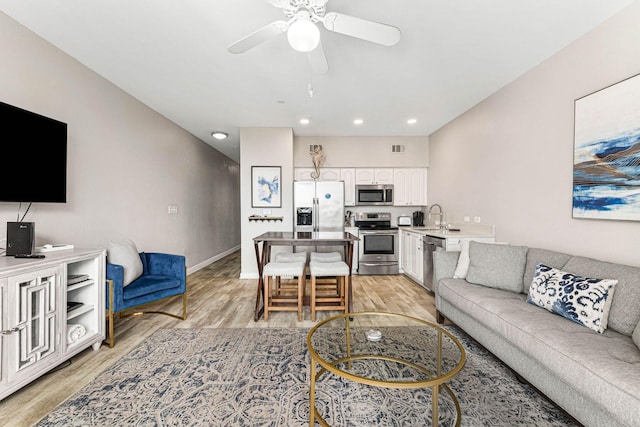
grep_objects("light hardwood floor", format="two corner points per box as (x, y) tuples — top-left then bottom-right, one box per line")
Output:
(0, 250), (438, 427)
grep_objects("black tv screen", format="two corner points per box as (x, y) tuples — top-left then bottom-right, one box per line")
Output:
(1, 102), (67, 203)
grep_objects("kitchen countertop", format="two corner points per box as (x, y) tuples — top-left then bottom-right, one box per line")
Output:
(398, 223), (495, 239)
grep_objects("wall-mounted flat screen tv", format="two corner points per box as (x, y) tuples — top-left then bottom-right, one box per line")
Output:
(1, 102), (67, 203)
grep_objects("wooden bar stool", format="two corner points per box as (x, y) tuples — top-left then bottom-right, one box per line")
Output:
(263, 260), (306, 322)
(309, 252), (343, 297)
(275, 252), (308, 263)
(310, 252), (342, 262)
(272, 252), (308, 295)
(309, 260), (349, 321)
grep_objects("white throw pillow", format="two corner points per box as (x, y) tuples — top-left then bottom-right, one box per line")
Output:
(453, 240), (471, 279)
(107, 239), (143, 287)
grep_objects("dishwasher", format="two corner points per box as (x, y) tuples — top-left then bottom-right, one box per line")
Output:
(422, 235), (445, 292)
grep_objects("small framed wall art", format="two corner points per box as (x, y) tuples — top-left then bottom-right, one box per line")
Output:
(251, 166), (281, 208)
(572, 73), (640, 221)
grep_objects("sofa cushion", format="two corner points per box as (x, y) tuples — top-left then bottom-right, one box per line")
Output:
(107, 239), (143, 287)
(527, 263), (618, 333)
(522, 248), (572, 294)
(634, 322), (640, 350)
(465, 241), (528, 292)
(122, 274), (183, 300)
(563, 256), (640, 336)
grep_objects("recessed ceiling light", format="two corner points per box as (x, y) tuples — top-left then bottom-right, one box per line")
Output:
(407, 118), (417, 124)
(211, 131), (228, 140)
(353, 118), (364, 125)
(300, 118), (310, 125)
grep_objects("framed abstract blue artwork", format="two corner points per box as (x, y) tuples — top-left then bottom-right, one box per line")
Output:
(252, 166), (281, 208)
(573, 73), (640, 221)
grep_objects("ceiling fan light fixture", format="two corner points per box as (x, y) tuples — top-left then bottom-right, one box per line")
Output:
(287, 18), (320, 52)
(211, 131), (228, 140)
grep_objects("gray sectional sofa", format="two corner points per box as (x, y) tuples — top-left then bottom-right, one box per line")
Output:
(433, 241), (640, 427)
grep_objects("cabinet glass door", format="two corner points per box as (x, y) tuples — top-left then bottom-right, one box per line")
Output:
(10, 269), (58, 376)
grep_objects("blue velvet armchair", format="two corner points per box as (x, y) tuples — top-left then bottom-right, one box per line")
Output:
(106, 252), (187, 347)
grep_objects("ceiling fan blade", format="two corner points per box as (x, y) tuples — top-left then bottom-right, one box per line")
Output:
(322, 12), (401, 46)
(307, 40), (329, 75)
(264, 0), (290, 8)
(227, 20), (288, 54)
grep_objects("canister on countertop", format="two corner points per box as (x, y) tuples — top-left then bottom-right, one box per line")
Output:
(397, 215), (412, 226)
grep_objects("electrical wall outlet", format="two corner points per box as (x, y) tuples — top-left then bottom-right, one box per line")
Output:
(464, 216), (470, 222)
(168, 205), (178, 214)
(474, 216), (481, 223)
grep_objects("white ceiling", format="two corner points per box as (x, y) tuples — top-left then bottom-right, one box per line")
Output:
(1, 0), (634, 163)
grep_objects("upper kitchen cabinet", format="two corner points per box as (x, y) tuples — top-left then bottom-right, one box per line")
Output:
(294, 168), (340, 181)
(355, 168), (394, 185)
(394, 168), (427, 206)
(341, 168), (356, 206)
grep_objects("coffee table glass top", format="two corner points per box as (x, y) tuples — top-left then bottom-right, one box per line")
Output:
(307, 311), (466, 388)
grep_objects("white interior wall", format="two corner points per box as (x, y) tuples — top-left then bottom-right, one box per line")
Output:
(240, 128), (294, 279)
(294, 136), (429, 168)
(428, 1), (640, 267)
(0, 12), (240, 271)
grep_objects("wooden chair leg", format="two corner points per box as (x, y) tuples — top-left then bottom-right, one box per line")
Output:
(264, 275), (271, 322)
(342, 275), (349, 314)
(298, 273), (305, 322)
(311, 275), (317, 322)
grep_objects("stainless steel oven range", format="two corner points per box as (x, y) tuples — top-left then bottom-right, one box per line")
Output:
(355, 212), (399, 275)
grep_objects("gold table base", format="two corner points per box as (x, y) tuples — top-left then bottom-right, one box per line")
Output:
(307, 312), (465, 427)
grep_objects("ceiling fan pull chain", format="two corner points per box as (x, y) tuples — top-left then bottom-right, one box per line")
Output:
(307, 55), (314, 97)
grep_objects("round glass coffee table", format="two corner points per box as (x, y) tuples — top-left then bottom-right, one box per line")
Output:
(307, 312), (466, 426)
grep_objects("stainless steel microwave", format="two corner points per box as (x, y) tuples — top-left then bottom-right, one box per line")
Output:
(355, 184), (394, 206)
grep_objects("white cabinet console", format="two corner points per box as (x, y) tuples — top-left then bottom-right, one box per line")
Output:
(0, 248), (105, 400)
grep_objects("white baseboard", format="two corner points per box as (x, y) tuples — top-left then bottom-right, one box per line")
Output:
(239, 272), (259, 280)
(187, 245), (240, 275)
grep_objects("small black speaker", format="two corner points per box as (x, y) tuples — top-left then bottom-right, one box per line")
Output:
(6, 222), (35, 256)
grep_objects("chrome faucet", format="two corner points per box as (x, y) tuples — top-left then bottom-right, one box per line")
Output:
(428, 204), (446, 230)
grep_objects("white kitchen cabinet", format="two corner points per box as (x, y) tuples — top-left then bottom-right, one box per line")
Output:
(0, 248), (105, 400)
(400, 230), (423, 285)
(319, 168), (340, 181)
(341, 168), (356, 206)
(295, 168), (341, 181)
(294, 168), (315, 181)
(355, 168), (394, 185)
(393, 168), (427, 206)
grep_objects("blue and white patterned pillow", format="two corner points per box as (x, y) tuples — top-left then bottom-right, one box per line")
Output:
(527, 263), (618, 333)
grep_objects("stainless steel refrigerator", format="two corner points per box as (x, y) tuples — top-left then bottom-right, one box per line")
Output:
(293, 180), (345, 253)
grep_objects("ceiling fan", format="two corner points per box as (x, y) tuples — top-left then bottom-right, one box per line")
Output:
(227, 0), (401, 75)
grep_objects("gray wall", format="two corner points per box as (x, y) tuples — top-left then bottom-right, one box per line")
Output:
(428, 1), (640, 267)
(0, 12), (241, 272)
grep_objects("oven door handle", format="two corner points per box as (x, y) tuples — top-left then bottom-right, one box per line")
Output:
(359, 231), (398, 235)
(360, 261), (398, 267)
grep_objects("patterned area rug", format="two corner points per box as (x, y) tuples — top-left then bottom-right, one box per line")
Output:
(36, 326), (576, 426)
